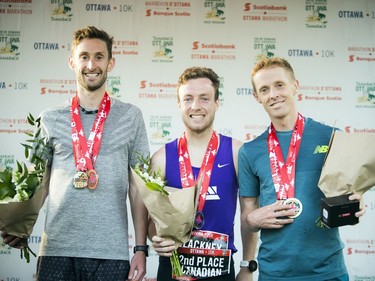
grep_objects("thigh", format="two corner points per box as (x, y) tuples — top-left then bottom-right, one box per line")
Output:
(79, 258), (130, 281)
(157, 256), (174, 281)
(37, 256), (130, 281)
(36, 256), (75, 281)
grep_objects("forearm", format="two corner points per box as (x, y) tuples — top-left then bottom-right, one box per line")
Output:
(129, 186), (148, 245)
(240, 225), (258, 260)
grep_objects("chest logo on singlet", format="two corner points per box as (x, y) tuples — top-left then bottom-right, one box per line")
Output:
(206, 186), (220, 200)
(217, 163), (230, 168)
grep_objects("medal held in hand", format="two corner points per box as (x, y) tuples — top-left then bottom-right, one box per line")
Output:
(73, 171), (88, 188)
(283, 197), (303, 218)
(268, 113), (305, 218)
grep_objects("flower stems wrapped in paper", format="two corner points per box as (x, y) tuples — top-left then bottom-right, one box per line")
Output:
(0, 114), (50, 262)
(317, 130), (375, 228)
(130, 155), (198, 278)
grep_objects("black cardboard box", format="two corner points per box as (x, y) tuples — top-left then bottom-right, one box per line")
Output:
(320, 194), (359, 228)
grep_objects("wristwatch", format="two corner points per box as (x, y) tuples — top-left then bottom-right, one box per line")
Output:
(133, 245), (149, 257)
(240, 260), (258, 272)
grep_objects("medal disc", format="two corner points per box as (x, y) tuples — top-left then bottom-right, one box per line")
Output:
(283, 198), (303, 218)
(73, 171), (88, 188)
(194, 211), (205, 230)
(87, 169), (99, 190)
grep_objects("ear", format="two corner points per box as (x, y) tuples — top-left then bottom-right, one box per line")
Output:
(107, 57), (115, 72)
(177, 94), (181, 110)
(293, 80), (300, 95)
(215, 97), (220, 111)
(253, 91), (261, 103)
(68, 56), (75, 70)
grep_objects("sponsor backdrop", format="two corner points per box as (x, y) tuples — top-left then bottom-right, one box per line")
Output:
(0, 0), (374, 280)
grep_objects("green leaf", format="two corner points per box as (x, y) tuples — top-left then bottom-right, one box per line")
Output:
(16, 161), (23, 173)
(0, 168), (13, 183)
(26, 174), (40, 189)
(24, 146), (29, 159)
(34, 129), (41, 138)
(20, 163), (29, 180)
(146, 182), (169, 195)
(0, 182), (16, 200)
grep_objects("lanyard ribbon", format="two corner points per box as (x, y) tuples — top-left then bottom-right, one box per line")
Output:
(70, 93), (110, 172)
(178, 131), (218, 212)
(268, 113), (305, 200)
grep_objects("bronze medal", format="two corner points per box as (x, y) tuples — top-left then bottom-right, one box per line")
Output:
(73, 171), (88, 188)
(87, 169), (99, 190)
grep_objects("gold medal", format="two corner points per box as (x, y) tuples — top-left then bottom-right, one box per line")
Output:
(73, 171), (88, 188)
(283, 198), (303, 218)
(87, 169), (99, 190)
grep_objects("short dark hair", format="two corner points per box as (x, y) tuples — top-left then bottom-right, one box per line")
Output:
(177, 67), (220, 101)
(72, 26), (114, 59)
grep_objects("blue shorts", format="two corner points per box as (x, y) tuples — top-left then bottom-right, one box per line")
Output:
(36, 256), (130, 281)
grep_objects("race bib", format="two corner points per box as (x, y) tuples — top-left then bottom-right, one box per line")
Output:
(173, 230), (231, 280)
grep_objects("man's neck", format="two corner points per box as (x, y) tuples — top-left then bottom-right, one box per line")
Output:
(77, 89), (106, 109)
(184, 129), (216, 167)
(271, 112), (299, 132)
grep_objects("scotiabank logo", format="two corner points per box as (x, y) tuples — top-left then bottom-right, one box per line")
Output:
(244, 3), (251, 11)
(139, 80), (147, 89)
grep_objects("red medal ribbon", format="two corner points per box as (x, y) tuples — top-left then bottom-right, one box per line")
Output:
(178, 131), (218, 212)
(268, 113), (305, 200)
(70, 93), (110, 173)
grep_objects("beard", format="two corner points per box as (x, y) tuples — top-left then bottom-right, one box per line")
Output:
(182, 115), (215, 134)
(78, 71), (107, 92)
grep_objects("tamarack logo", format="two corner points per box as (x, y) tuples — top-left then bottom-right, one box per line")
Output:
(305, 0), (328, 28)
(0, 30), (20, 60)
(51, 0), (73, 21)
(152, 36), (174, 63)
(204, 0), (226, 23)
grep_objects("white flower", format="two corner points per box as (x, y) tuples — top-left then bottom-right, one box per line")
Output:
(134, 155), (168, 195)
(14, 189), (29, 202)
(0, 197), (13, 204)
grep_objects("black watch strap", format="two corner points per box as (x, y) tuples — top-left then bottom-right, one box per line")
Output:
(133, 245), (149, 257)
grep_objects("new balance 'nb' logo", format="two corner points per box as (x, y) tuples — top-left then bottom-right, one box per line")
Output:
(314, 145), (329, 154)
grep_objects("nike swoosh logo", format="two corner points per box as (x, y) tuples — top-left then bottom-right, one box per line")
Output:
(217, 163), (230, 168)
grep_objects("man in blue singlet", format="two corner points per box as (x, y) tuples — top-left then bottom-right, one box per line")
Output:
(238, 57), (366, 281)
(149, 67), (258, 281)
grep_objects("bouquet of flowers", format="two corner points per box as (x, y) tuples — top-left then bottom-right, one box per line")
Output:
(0, 113), (50, 262)
(131, 155), (198, 278)
(316, 130), (374, 228)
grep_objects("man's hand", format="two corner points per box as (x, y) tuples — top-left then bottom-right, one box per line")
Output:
(152, 236), (175, 257)
(246, 201), (295, 230)
(349, 193), (367, 218)
(0, 231), (26, 249)
(128, 251), (146, 281)
(236, 267), (254, 281)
